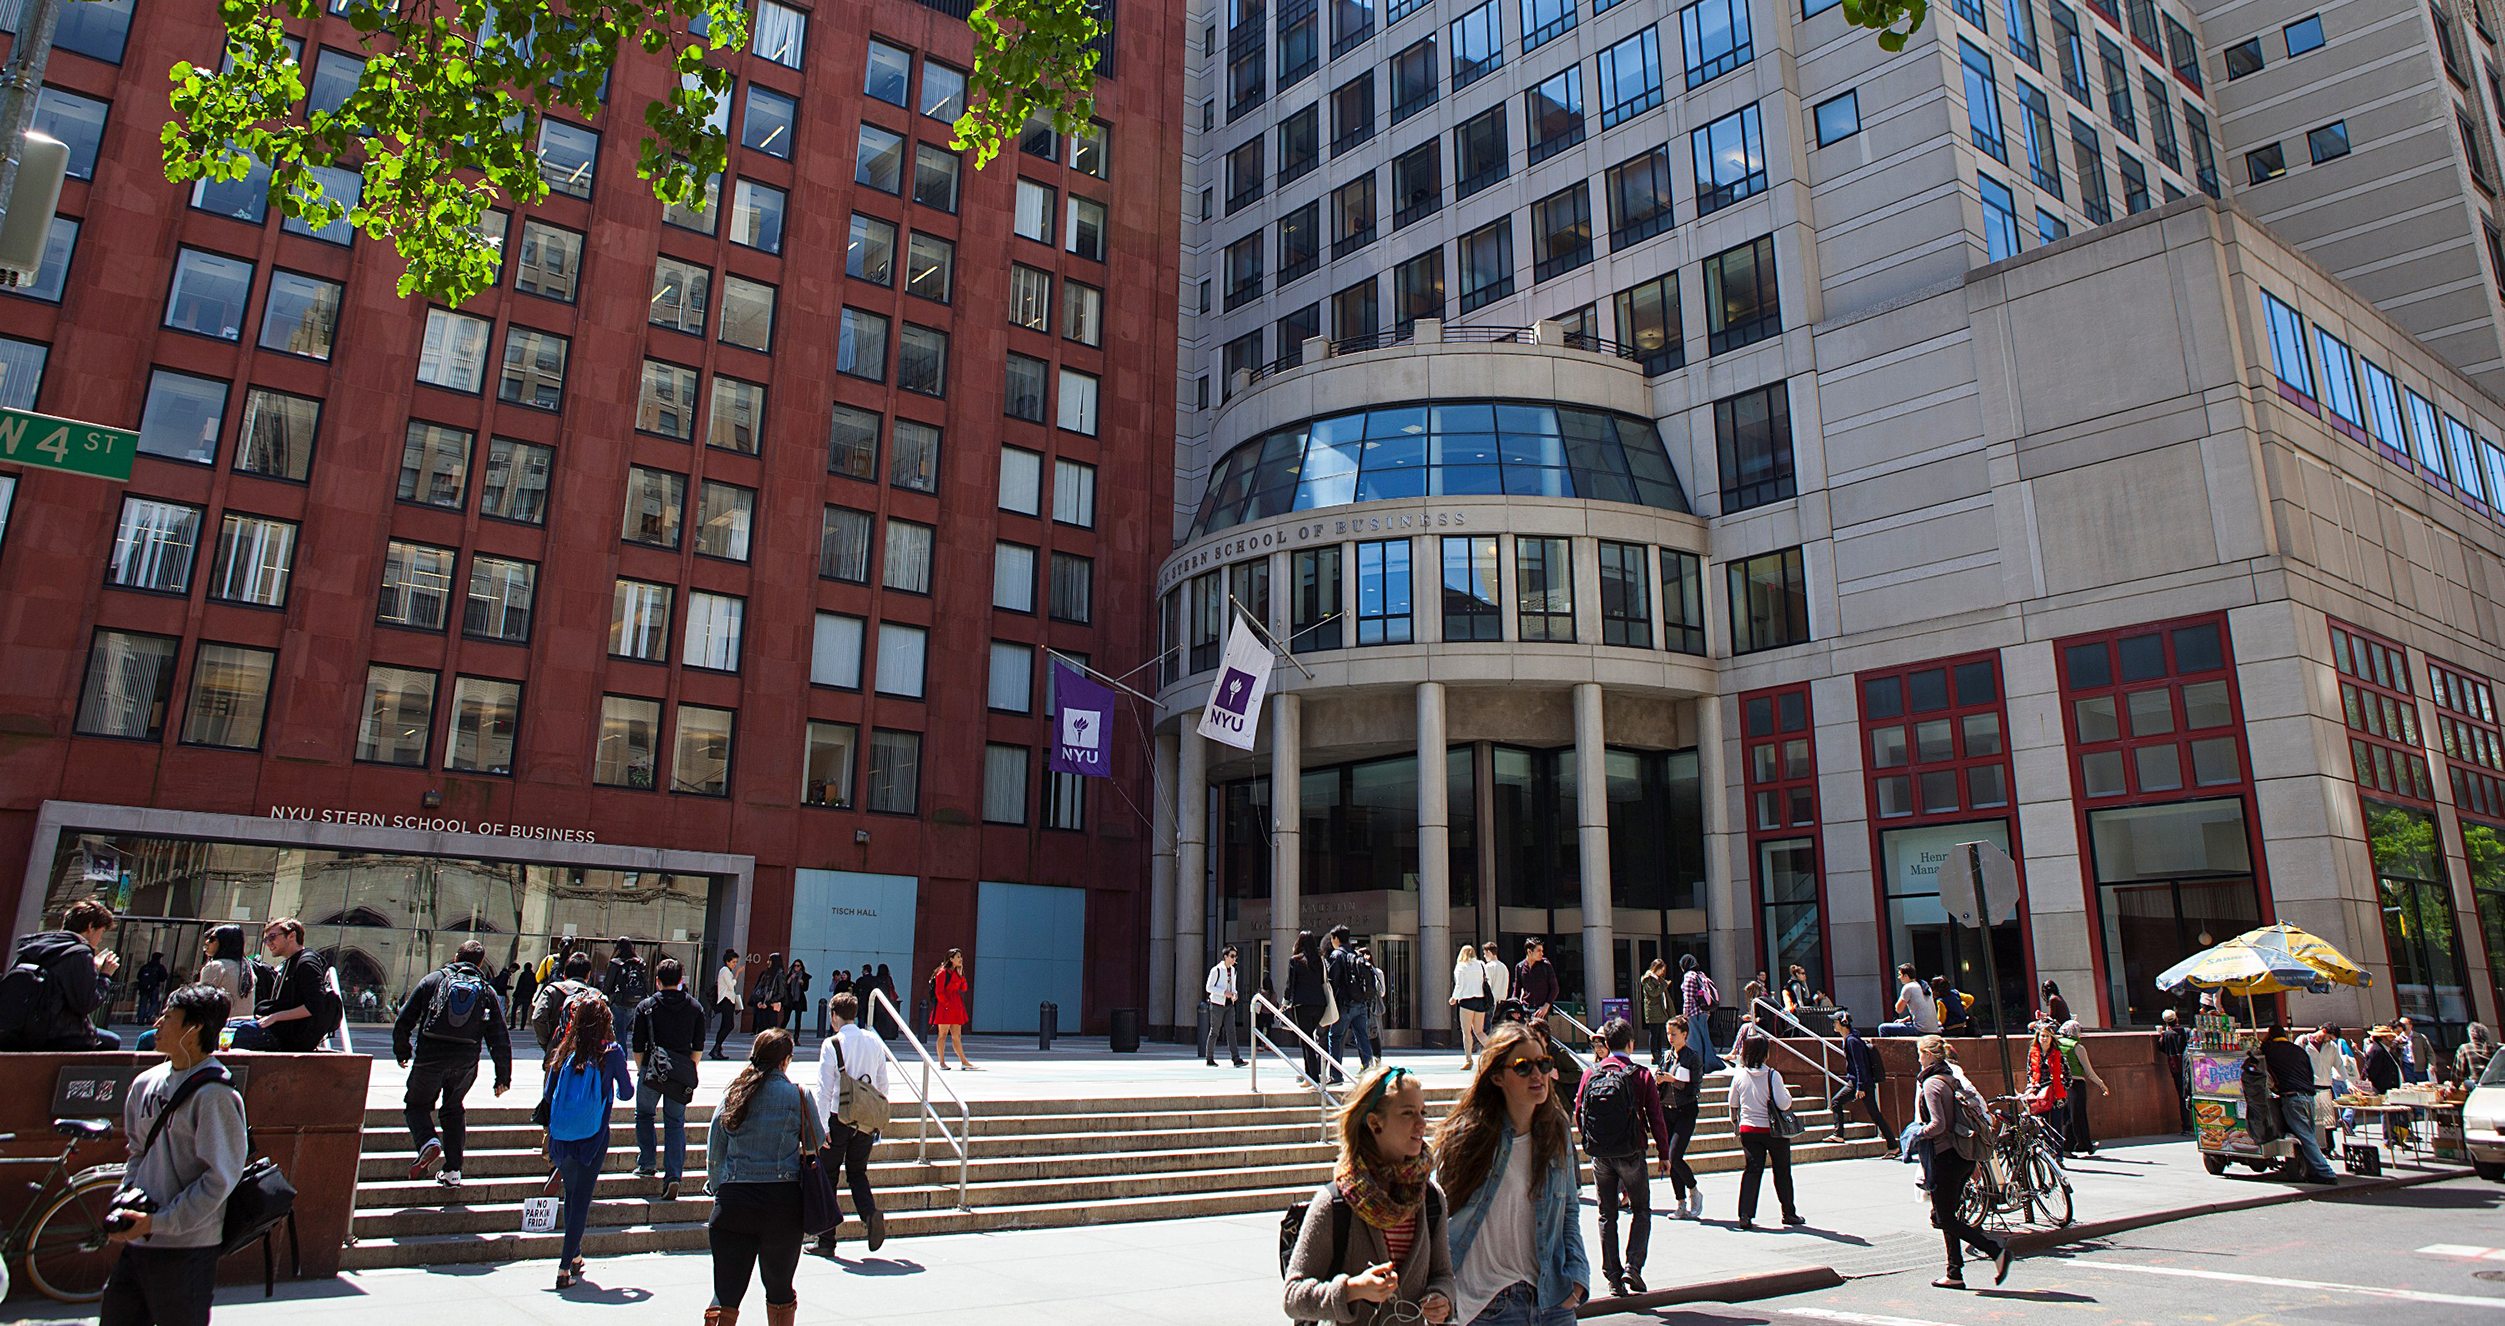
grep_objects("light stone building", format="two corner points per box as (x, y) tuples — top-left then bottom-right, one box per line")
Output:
(1150, 0), (2505, 1052)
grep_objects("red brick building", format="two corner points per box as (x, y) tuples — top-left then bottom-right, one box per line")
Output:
(0, 0), (1181, 1032)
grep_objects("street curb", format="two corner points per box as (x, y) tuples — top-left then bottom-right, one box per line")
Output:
(1575, 1165), (2469, 1317)
(1579, 1265), (1847, 1318)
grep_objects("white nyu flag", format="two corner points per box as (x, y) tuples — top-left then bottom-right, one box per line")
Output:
(1195, 617), (1275, 751)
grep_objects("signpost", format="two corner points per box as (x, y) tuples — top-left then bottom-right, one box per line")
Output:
(0, 407), (138, 482)
(1936, 838), (2024, 1093)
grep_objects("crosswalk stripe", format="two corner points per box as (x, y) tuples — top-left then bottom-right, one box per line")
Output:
(2071, 1259), (2505, 1309)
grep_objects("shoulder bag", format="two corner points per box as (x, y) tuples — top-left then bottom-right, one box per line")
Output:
(833, 1038), (892, 1133)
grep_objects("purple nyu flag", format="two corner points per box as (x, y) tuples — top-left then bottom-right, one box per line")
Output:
(1049, 659), (1117, 777)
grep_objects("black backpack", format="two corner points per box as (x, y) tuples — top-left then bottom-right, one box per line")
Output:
(134, 1065), (301, 1297)
(1577, 1060), (1647, 1158)
(419, 964), (493, 1043)
(0, 955), (64, 1047)
(1279, 1181), (1441, 1316)
(609, 956), (649, 1004)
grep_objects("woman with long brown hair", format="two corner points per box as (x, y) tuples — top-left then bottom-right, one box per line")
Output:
(1434, 1021), (1588, 1325)
(1285, 1063), (1455, 1323)
(704, 1028), (825, 1326)
(930, 948), (974, 1070)
(541, 995), (632, 1289)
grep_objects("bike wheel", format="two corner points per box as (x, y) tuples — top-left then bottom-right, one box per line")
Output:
(24, 1170), (122, 1303)
(2029, 1150), (2075, 1227)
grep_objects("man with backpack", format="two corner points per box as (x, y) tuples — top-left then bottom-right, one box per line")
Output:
(531, 952), (600, 1052)
(392, 940), (512, 1189)
(1824, 1011), (1896, 1154)
(629, 957), (706, 1199)
(1325, 930), (1379, 1073)
(1677, 953), (1718, 1054)
(103, 982), (250, 1326)
(1576, 1017), (1672, 1298)
(1, 899), (123, 1050)
(602, 936), (649, 1034)
(229, 919), (338, 1053)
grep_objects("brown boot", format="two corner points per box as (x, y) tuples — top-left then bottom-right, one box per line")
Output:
(763, 1302), (796, 1326)
(704, 1307), (738, 1326)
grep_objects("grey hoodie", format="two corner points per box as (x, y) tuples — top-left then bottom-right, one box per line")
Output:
(120, 1057), (251, 1249)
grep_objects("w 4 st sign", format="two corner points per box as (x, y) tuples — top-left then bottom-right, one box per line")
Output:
(0, 406), (138, 482)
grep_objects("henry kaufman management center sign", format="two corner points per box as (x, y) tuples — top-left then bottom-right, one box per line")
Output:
(1197, 618), (1277, 751)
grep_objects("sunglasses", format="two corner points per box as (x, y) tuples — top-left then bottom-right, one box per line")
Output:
(1504, 1056), (1555, 1079)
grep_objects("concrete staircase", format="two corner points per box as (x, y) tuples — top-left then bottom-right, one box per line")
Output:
(341, 1079), (1890, 1269)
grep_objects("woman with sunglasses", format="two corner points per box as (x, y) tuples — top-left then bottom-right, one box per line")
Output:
(1435, 1022), (1589, 1325)
(1285, 1064), (1455, 1324)
(1727, 1032), (1804, 1230)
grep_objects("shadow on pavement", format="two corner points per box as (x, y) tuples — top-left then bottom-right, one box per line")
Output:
(2318, 1185), (2504, 1210)
(554, 1282), (654, 1304)
(1973, 1287), (2098, 1302)
(833, 1256), (926, 1276)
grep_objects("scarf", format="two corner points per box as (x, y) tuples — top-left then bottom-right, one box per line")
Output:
(1335, 1149), (1430, 1232)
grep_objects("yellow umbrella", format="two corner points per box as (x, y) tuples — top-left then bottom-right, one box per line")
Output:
(2155, 922), (2370, 1022)
(2265, 922), (2372, 988)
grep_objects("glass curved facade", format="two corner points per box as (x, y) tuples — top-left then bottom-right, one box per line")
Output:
(1189, 400), (1690, 538)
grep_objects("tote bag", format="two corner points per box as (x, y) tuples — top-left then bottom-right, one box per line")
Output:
(798, 1150), (842, 1236)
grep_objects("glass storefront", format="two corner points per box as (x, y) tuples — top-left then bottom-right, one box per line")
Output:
(2470, 818), (2505, 1023)
(2364, 799), (2470, 1046)
(1881, 820), (2028, 1029)
(2088, 796), (2262, 1027)
(42, 832), (720, 1024)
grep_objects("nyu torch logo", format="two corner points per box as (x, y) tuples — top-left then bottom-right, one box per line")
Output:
(1206, 667), (1259, 735)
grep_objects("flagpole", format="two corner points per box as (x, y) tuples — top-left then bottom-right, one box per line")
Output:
(1229, 596), (1319, 679)
(1046, 648), (1162, 707)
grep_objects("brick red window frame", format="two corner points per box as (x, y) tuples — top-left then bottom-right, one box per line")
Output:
(1741, 683), (1830, 996)
(2330, 619), (2436, 805)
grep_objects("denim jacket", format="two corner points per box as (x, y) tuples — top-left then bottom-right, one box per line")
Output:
(1445, 1122), (1589, 1311)
(705, 1074), (827, 1192)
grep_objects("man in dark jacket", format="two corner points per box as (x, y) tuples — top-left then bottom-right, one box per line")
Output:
(603, 936), (649, 1034)
(232, 918), (335, 1052)
(1576, 1018), (1674, 1297)
(1515, 937), (1560, 1024)
(392, 939), (512, 1189)
(134, 952), (169, 1026)
(1323, 927), (1377, 1072)
(1824, 1010), (1896, 1153)
(2, 899), (122, 1050)
(2260, 1023), (2337, 1183)
(2155, 1009), (2194, 1133)
(630, 957), (707, 1199)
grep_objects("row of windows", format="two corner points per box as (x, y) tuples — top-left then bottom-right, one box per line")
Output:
(1961, 34), (2216, 212)
(2259, 285), (2505, 517)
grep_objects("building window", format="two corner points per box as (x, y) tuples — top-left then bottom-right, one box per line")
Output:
(463, 554), (534, 643)
(1523, 0), (1574, 50)
(883, 418), (938, 493)
(1391, 35), (1439, 122)
(1355, 539), (1413, 644)
(2144, 71), (2179, 170)
(884, 519), (935, 594)
(1693, 104), (1767, 214)
(2003, 0), (2039, 66)
(1066, 196), (1108, 261)
(2284, 13), (2324, 56)
(32, 87), (105, 180)
(2246, 141), (2286, 185)
(1334, 275), (1379, 339)
(1962, 40), (2007, 162)
(477, 437), (550, 525)
(1014, 179), (1054, 243)
(720, 275), (776, 349)
(2016, 80), (2061, 196)
(442, 676), (520, 775)
(2314, 328), (2365, 434)
(637, 360), (700, 439)
(847, 214), (896, 287)
(1292, 544), (1344, 650)
(1704, 235), (1780, 354)
(1064, 280), (1105, 345)
(536, 119), (598, 198)
(856, 123), (904, 194)
(897, 323), (947, 396)
(258, 270), (341, 360)
(669, 705), (733, 796)
(2184, 101), (2218, 196)
(1660, 548), (1705, 654)
(741, 84), (797, 157)
(2262, 290), (2314, 400)
(497, 326), (568, 409)
(207, 513), (295, 608)
(1743, 684), (1823, 990)
(913, 143), (962, 213)
(377, 540), (455, 631)
(1597, 541), (1650, 647)
(805, 721), (857, 807)
(233, 388), (318, 483)
(1979, 172), (2022, 260)
(2037, 208), (2068, 245)
(165, 248), (252, 341)
(1525, 180), (1599, 281)
(2100, 37), (2137, 141)
(1597, 28), (1662, 127)
(1058, 368), (1100, 435)
(1458, 219), (1513, 313)
(2163, 13), (2201, 89)
(1515, 536), (1574, 641)
(875, 622), (928, 698)
(1050, 551), (1095, 622)
(1393, 248), (1444, 330)
(1454, 104), (1508, 198)
(1332, 71), (1376, 154)
(1727, 546), (1808, 654)
(356, 665), (436, 765)
(1441, 535), (1501, 641)
(812, 613), (865, 689)
(1525, 69), (1583, 165)
(2118, 152), (2150, 212)
(608, 579), (673, 661)
(732, 179), (786, 253)
(1044, 768), (1087, 831)
(621, 465), (686, 548)
(989, 641), (1034, 713)
(106, 497), (201, 596)
(679, 591), (743, 673)
(2052, 1), (2088, 95)
(1334, 0), (1374, 54)
(995, 542), (1037, 612)
(136, 368), (226, 466)
(595, 695), (662, 789)
(1392, 141), (1441, 228)
(2308, 120), (2350, 163)
(838, 307), (889, 380)
(709, 375), (765, 455)
(1603, 147), (1674, 251)
(1189, 569), (1225, 672)
(1613, 272), (1683, 375)
(74, 629), (178, 740)
(2072, 116), (2110, 222)
(694, 480), (755, 560)
(999, 445), (1043, 515)
(817, 511), (870, 581)
(1451, 0), (1502, 86)
(1071, 120), (1111, 178)
(1715, 381), (1796, 513)
(982, 744), (1031, 824)
(1813, 90), (1860, 146)
(867, 729), (922, 813)
(2432, 660), (2505, 821)
(2224, 35), (2263, 79)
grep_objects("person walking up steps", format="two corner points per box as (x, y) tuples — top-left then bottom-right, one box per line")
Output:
(631, 957), (707, 1199)
(1435, 1021), (1589, 1325)
(602, 937), (650, 1039)
(706, 1028), (824, 1326)
(531, 952), (599, 1053)
(930, 949), (974, 1070)
(1660, 1015), (1706, 1220)
(1513, 939), (1559, 1027)
(1676, 955), (1717, 1054)
(542, 997), (632, 1290)
(1575, 1019), (1671, 1298)
(1637, 960), (1673, 1070)
(1914, 1035), (2011, 1290)
(1283, 1063), (1456, 1324)
(1204, 946), (1245, 1067)
(810, 992), (890, 1256)
(712, 950), (744, 1059)
(1727, 1033), (1804, 1231)
(1824, 1011), (1894, 1153)
(393, 939), (512, 1190)
(1287, 931), (1334, 1085)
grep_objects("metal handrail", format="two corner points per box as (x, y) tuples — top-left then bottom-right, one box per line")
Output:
(1248, 992), (1340, 1115)
(866, 986), (971, 1208)
(1746, 996), (1848, 1090)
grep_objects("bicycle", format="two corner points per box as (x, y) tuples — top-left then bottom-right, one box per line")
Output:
(0, 1117), (128, 1302)
(1956, 1097), (2074, 1232)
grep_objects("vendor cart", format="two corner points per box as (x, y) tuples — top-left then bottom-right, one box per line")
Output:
(2187, 1013), (2295, 1175)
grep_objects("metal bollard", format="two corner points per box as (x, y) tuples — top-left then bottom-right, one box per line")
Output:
(1038, 1000), (1058, 1050)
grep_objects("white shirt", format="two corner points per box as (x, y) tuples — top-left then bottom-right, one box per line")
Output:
(1898, 980), (1940, 1032)
(1727, 1064), (1794, 1130)
(820, 1022), (889, 1105)
(1452, 958), (1487, 1000)
(1205, 961), (1238, 1005)
(1484, 959), (1511, 1002)
(718, 964), (744, 1008)
(1451, 1131), (1539, 1325)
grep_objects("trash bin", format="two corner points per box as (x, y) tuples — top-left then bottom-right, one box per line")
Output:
(1038, 1000), (1058, 1051)
(1110, 1007), (1141, 1053)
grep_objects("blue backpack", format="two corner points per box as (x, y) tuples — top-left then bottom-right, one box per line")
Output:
(546, 1057), (608, 1140)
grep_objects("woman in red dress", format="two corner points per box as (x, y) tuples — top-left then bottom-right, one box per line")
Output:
(931, 948), (975, 1070)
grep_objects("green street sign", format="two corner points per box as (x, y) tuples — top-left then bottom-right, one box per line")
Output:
(0, 407), (138, 482)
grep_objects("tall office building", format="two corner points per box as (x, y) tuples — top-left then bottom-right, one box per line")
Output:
(1153, 0), (2505, 1048)
(0, 0), (1183, 1032)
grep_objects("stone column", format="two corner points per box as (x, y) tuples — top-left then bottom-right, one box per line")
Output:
(1270, 692), (1304, 998)
(1573, 682), (1615, 1011)
(1417, 681), (1453, 1041)
(1176, 728), (1209, 1043)
(1149, 730), (1178, 1035)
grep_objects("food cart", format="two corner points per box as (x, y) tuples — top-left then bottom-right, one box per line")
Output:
(2185, 1012), (2294, 1175)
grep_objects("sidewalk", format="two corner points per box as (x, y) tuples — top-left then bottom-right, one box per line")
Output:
(9, 1131), (2463, 1323)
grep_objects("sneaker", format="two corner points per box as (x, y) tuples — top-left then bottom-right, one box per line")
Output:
(1606, 1274), (1628, 1299)
(436, 1169), (462, 1188)
(633, 1166), (656, 1179)
(410, 1138), (443, 1180)
(1626, 1272), (1648, 1295)
(1932, 1276), (1968, 1290)
(661, 1181), (680, 1201)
